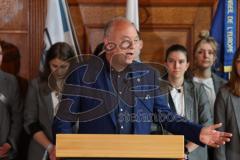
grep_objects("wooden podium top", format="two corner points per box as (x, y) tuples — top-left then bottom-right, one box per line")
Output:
(56, 134), (184, 159)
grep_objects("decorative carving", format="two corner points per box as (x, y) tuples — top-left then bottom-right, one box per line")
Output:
(0, 0), (23, 26)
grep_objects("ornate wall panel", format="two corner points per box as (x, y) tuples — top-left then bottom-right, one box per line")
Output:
(0, 0), (46, 80)
(68, 0), (216, 64)
(0, 0), (239, 80)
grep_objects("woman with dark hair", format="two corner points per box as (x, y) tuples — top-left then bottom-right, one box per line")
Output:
(0, 41), (21, 160)
(164, 44), (212, 160)
(214, 48), (240, 160)
(24, 42), (75, 160)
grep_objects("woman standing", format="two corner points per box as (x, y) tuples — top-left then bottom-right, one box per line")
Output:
(214, 48), (240, 160)
(24, 42), (75, 160)
(0, 41), (21, 160)
(191, 31), (226, 117)
(165, 44), (212, 160)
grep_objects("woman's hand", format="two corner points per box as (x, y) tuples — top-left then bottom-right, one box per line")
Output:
(47, 144), (56, 160)
(0, 143), (11, 157)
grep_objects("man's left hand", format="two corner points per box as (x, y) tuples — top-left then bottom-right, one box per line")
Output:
(199, 123), (232, 147)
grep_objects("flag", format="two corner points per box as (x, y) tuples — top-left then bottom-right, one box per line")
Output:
(126, 0), (140, 61)
(41, 0), (80, 70)
(126, 0), (139, 31)
(210, 0), (237, 79)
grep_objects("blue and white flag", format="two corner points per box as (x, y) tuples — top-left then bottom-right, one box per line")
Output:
(210, 0), (237, 79)
(126, 0), (139, 31)
(41, 0), (80, 70)
(126, 0), (140, 61)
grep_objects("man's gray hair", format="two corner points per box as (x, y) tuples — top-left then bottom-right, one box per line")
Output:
(103, 17), (135, 37)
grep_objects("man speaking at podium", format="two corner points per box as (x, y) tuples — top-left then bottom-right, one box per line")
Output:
(54, 17), (231, 152)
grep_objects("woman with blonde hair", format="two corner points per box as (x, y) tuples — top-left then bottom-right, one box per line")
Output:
(191, 31), (226, 117)
(214, 48), (240, 160)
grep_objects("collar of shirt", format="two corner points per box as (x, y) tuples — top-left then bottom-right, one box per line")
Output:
(170, 87), (185, 116)
(193, 77), (214, 89)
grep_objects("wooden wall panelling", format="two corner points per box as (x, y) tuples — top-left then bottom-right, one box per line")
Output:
(140, 24), (192, 63)
(0, 0), (29, 78)
(3, 0), (239, 80)
(68, 0), (216, 6)
(69, 3), (126, 54)
(29, 0), (46, 79)
(139, 5), (212, 63)
(68, 0), (215, 65)
(0, 0), (46, 80)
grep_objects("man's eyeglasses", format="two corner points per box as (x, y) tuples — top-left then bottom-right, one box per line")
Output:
(104, 39), (141, 52)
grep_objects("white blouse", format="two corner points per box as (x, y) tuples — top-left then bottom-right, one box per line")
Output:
(51, 91), (60, 116)
(170, 87), (185, 116)
(193, 77), (216, 115)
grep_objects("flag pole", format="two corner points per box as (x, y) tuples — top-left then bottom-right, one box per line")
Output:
(64, 0), (82, 56)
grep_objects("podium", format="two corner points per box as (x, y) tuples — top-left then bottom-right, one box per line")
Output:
(56, 134), (184, 159)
